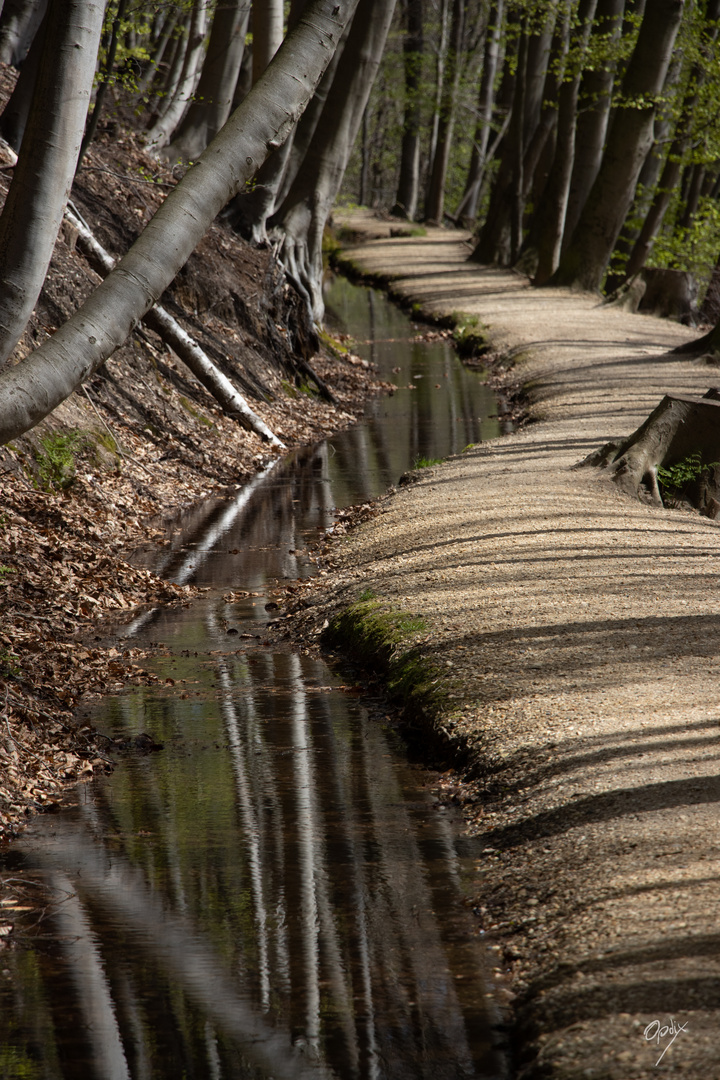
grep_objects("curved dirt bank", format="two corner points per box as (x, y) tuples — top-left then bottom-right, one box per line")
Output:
(285, 212), (720, 1078)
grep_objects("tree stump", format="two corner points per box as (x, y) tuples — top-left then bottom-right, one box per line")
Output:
(575, 391), (720, 517)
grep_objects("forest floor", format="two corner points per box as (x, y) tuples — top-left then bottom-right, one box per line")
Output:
(281, 209), (720, 1079)
(0, 76), (388, 845)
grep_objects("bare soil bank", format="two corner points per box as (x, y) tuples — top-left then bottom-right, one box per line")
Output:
(0, 91), (386, 843)
(278, 211), (720, 1079)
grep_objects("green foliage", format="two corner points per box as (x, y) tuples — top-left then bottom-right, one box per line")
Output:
(34, 431), (83, 491)
(657, 452), (719, 500)
(413, 454), (444, 468)
(0, 565), (16, 576)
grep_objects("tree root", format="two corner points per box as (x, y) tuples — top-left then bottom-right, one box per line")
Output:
(574, 391), (720, 516)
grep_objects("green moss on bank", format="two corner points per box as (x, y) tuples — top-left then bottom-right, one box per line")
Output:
(322, 596), (450, 730)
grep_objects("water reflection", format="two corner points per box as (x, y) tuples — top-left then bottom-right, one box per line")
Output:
(0, 279), (506, 1078)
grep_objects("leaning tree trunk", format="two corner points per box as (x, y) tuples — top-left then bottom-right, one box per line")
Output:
(0, 0), (46, 65)
(0, 0), (104, 370)
(0, 0), (360, 445)
(576, 390), (720, 515)
(0, 0), (45, 150)
(163, 0), (249, 161)
(552, 0), (685, 292)
(269, 0), (397, 324)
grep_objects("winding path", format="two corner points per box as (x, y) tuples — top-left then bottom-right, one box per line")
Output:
(319, 211), (720, 1078)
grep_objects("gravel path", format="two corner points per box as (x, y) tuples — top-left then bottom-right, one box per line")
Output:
(312, 213), (720, 1078)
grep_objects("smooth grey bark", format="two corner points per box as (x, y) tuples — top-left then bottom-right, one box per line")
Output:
(0, 0), (44, 150)
(424, 0), (464, 224)
(65, 205), (285, 447)
(552, 0), (684, 291)
(471, 7), (557, 265)
(145, 0), (208, 153)
(391, 0), (424, 220)
(0, 0), (359, 445)
(270, 0), (397, 323)
(562, 0), (624, 247)
(252, 0), (283, 83)
(425, 0), (449, 200)
(0, 0), (104, 369)
(453, 0), (504, 226)
(164, 0), (249, 162)
(0, 0), (44, 65)
(532, 0), (598, 285)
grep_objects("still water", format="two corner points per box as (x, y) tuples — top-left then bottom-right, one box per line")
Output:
(0, 278), (506, 1079)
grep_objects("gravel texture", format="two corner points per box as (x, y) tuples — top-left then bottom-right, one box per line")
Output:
(298, 211), (720, 1078)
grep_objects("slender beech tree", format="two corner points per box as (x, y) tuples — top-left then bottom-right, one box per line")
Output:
(0, 0), (360, 445)
(425, 0), (465, 224)
(269, 0), (397, 322)
(164, 0), (250, 161)
(145, 0), (209, 153)
(252, 0), (284, 84)
(391, 0), (424, 219)
(0, 0), (46, 66)
(0, 0), (104, 369)
(453, 0), (504, 227)
(552, 0), (685, 291)
(532, 0), (598, 284)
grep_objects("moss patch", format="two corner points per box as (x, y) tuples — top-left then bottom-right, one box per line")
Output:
(322, 597), (458, 757)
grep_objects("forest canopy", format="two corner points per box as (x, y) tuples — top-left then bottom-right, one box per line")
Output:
(0, 0), (719, 444)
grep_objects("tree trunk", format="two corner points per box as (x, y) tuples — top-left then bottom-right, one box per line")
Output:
(269, 0), (397, 323)
(77, 0), (128, 169)
(252, 0), (284, 84)
(224, 13), (351, 244)
(0, 0), (104, 370)
(471, 7), (556, 266)
(391, 0), (423, 220)
(162, 0), (250, 162)
(424, 0), (464, 225)
(0, 0), (45, 150)
(577, 391), (720, 515)
(562, 0), (624, 248)
(453, 0), (503, 227)
(0, 0), (360, 445)
(65, 204), (285, 447)
(621, 7), (720, 285)
(145, 0), (208, 153)
(425, 0), (449, 205)
(133, 7), (179, 103)
(532, 0), (598, 285)
(0, 0), (46, 66)
(552, 0), (684, 292)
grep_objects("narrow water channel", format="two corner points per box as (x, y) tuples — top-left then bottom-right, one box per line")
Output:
(0, 278), (507, 1079)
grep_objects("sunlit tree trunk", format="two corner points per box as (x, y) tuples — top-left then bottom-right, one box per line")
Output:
(562, 0), (624, 247)
(552, 0), (684, 291)
(161, 0), (250, 161)
(532, 0), (598, 285)
(0, 0), (103, 369)
(0, 0), (360, 444)
(453, 0), (504, 227)
(270, 0), (397, 323)
(424, 0), (464, 224)
(391, 0), (424, 219)
(145, 0), (208, 153)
